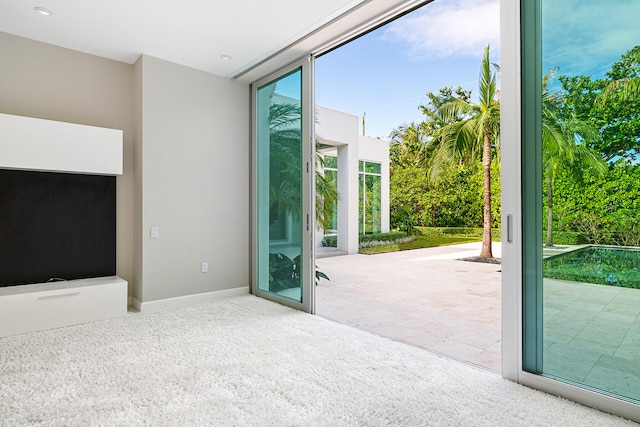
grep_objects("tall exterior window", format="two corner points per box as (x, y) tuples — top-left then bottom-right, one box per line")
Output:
(359, 160), (382, 234)
(323, 155), (338, 236)
(522, 0), (640, 403)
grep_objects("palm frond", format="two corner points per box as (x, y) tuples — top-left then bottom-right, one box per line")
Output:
(595, 77), (640, 107)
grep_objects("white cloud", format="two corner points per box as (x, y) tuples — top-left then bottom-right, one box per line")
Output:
(382, 0), (500, 60)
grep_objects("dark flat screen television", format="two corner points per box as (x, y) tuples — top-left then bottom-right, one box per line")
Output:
(0, 168), (116, 287)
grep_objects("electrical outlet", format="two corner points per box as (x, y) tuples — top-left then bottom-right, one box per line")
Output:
(201, 262), (208, 273)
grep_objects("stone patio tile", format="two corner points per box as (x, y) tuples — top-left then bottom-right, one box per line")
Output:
(611, 289), (640, 305)
(543, 343), (601, 383)
(544, 318), (588, 338)
(316, 242), (502, 372)
(584, 355), (640, 402)
(463, 348), (502, 373)
(568, 337), (619, 356)
(343, 309), (396, 328)
(594, 310), (639, 326)
(401, 331), (448, 349)
(428, 339), (485, 361)
(449, 330), (500, 350)
(574, 322), (628, 348)
(603, 302), (640, 317)
(615, 333), (640, 360)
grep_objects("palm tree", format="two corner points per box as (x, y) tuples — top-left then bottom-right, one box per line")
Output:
(268, 102), (302, 226)
(268, 102), (337, 230)
(542, 70), (606, 247)
(596, 45), (640, 106)
(389, 122), (431, 168)
(430, 45), (500, 258)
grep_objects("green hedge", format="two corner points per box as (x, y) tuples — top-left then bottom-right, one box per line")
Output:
(415, 226), (499, 238)
(543, 231), (587, 245)
(322, 231), (408, 248)
(415, 227), (584, 244)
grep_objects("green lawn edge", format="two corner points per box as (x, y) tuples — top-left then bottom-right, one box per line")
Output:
(359, 235), (482, 255)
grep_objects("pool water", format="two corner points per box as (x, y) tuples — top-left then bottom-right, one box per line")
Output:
(544, 246), (640, 289)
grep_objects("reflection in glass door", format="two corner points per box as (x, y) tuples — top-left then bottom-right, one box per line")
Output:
(523, 0), (640, 403)
(254, 58), (314, 311)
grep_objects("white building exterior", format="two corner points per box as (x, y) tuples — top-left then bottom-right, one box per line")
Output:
(315, 106), (390, 254)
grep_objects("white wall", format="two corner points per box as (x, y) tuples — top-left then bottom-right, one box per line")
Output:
(0, 32), (135, 291)
(316, 106), (358, 145)
(137, 55), (250, 303)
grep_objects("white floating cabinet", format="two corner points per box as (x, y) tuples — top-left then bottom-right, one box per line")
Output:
(0, 113), (123, 175)
(0, 276), (128, 338)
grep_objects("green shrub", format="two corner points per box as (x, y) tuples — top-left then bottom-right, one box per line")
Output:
(359, 232), (407, 245)
(359, 236), (416, 248)
(322, 232), (413, 248)
(543, 231), (587, 245)
(415, 226), (499, 238)
(322, 236), (338, 247)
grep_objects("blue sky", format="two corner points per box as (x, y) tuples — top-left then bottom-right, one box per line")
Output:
(542, 0), (640, 81)
(316, 0), (500, 140)
(315, 0), (640, 140)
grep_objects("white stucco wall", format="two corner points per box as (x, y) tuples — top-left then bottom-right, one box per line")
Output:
(316, 106), (358, 146)
(315, 106), (390, 253)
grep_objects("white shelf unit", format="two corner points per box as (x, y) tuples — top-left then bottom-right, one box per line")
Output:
(0, 276), (127, 338)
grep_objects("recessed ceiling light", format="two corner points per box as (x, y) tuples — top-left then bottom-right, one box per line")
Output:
(221, 55), (232, 61)
(34, 7), (53, 16)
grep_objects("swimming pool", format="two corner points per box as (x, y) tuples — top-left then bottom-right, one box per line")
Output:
(543, 246), (640, 289)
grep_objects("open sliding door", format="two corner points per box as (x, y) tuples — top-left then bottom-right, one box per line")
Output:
(251, 56), (315, 313)
(516, 0), (640, 421)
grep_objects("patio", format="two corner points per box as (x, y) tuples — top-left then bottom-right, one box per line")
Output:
(543, 278), (640, 402)
(315, 242), (503, 373)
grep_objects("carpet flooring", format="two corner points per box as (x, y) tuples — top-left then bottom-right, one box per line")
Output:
(0, 295), (635, 426)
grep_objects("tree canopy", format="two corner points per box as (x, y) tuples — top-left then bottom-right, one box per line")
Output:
(388, 45), (640, 250)
(559, 46), (640, 161)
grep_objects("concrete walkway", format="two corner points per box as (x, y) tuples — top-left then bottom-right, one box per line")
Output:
(316, 242), (502, 373)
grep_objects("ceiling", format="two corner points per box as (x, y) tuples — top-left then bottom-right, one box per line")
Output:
(0, 0), (422, 81)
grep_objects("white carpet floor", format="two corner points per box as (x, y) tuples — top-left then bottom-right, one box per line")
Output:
(0, 295), (635, 426)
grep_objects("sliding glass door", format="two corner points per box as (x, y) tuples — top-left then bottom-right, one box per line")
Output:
(252, 57), (315, 312)
(522, 0), (640, 404)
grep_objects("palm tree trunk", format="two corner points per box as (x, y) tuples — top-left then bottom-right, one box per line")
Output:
(480, 128), (493, 258)
(545, 176), (554, 247)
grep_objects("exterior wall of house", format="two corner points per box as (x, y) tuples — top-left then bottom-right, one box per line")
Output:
(316, 106), (358, 145)
(0, 32), (135, 293)
(316, 106), (390, 253)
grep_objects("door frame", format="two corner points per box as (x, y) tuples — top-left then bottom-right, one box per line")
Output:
(250, 56), (316, 313)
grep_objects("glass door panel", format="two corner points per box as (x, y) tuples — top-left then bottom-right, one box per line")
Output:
(523, 0), (640, 403)
(254, 57), (314, 312)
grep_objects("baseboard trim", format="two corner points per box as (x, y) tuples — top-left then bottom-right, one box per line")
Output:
(134, 286), (249, 313)
(129, 296), (142, 312)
